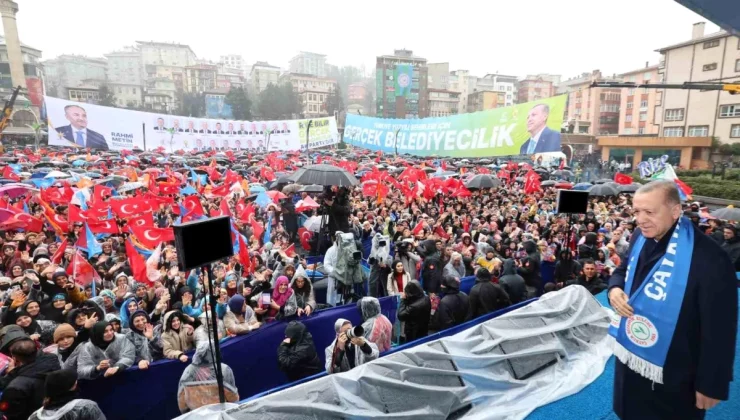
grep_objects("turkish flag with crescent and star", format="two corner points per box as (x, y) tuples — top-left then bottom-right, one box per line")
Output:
(128, 225), (175, 249)
(181, 196), (205, 217)
(109, 198), (154, 219)
(66, 252), (100, 287)
(87, 219), (120, 235)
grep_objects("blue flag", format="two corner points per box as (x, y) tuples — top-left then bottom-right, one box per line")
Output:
(75, 191), (88, 210)
(263, 214), (273, 244)
(22, 200), (29, 214)
(31, 178), (54, 188)
(255, 192), (271, 208)
(180, 185), (197, 195)
(84, 223), (103, 257)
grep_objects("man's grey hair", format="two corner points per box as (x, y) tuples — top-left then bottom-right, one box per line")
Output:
(63, 104), (85, 113)
(636, 180), (681, 206)
(532, 103), (550, 116)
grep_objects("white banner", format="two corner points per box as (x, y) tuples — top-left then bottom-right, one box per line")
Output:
(45, 96), (146, 151)
(44, 96), (339, 152)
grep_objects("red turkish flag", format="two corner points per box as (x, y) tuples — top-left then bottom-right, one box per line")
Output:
(87, 219), (120, 235)
(283, 244), (296, 258)
(614, 173), (633, 185)
(209, 183), (230, 197)
(68, 205), (92, 224)
(260, 167), (276, 182)
(125, 238), (150, 285)
(50, 238), (68, 265)
(66, 252), (100, 287)
(127, 214), (153, 228)
(93, 184), (112, 204)
(412, 220), (425, 235)
(219, 198), (231, 217)
(1, 166), (19, 181)
(223, 169), (240, 186)
(298, 228), (313, 250)
(110, 198), (153, 219)
(182, 196), (205, 217)
(13, 213), (43, 233)
(250, 218), (264, 242)
(524, 170), (541, 194)
(129, 225), (175, 248)
(239, 203), (255, 223)
(157, 182), (180, 195)
(237, 232), (251, 274)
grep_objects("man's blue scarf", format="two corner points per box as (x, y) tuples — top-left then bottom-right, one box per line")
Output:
(608, 216), (694, 384)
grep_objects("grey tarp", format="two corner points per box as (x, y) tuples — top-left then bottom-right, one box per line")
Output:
(223, 285), (611, 420)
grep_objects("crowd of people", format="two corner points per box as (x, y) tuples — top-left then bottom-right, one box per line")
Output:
(0, 145), (736, 419)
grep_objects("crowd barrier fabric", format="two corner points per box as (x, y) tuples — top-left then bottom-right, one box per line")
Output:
(78, 296), (398, 420)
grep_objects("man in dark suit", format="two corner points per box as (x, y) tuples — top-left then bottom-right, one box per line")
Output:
(237, 123), (247, 135)
(519, 103), (561, 155)
(198, 121), (211, 134)
(172, 119), (182, 132)
(213, 122), (225, 135)
(183, 120), (196, 134)
(608, 181), (737, 419)
(225, 122), (237, 136)
(153, 117), (166, 131)
(55, 105), (109, 150)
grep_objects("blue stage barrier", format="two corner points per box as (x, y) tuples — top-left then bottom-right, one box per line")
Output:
(79, 296), (399, 420)
(242, 296), (537, 404)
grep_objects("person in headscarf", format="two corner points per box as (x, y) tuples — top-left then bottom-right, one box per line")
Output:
(554, 249), (580, 284)
(223, 295), (260, 336)
(43, 323), (82, 370)
(396, 280), (431, 343)
(125, 310), (163, 369)
(357, 297), (393, 353)
(324, 318), (379, 374)
(277, 321), (322, 382)
(267, 276), (297, 320)
(193, 311), (225, 347)
(443, 252), (466, 280)
(177, 342), (239, 414)
(76, 320), (135, 380)
(161, 311), (194, 362)
(498, 259), (527, 304)
(40, 293), (70, 324)
(118, 296), (139, 330)
(385, 260), (410, 297)
(291, 265), (316, 317)
(28, 369), (106, 420)
(15, 310), (55, 347)
(104, 313), (122, 334)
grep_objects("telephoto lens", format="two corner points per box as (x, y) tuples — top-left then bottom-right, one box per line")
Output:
(345, 325), (364, 340)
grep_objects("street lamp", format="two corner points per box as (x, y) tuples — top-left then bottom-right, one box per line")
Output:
(394, 128), (401, 156)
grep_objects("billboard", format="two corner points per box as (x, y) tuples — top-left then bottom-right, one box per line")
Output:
(343, 95), (567, 157)
(46, 96), (146, 151)
(44, 96), (339, 152)
(205, 94), (233, 119)
(394, 64), (413, 97)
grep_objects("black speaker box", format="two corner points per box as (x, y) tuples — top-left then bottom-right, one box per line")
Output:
(556, 189), (589, 214)
(173, 216), (234, 271)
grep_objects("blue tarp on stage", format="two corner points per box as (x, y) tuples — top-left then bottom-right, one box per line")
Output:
(79, 296), (399, 420)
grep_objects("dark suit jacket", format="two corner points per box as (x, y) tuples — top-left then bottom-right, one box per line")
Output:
(198, 129), (211, 134)
(608, 224), (737, 419)
(519, 127), (561, 155)
(56, 125), (109, 150)
(213, 130), (225, 135)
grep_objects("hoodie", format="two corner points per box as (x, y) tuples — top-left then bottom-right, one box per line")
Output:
(499, 259), (527, 304)
(0, 352), (61, 420)
(432, 276), (470, 331)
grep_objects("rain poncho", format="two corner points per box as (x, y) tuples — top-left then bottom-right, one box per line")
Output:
(77, 321), (135, 380)
(357, 297), (393, 353)
(124, 310), (163, 362)
(268, 276), (297, 319)
(290, 265), (316, 311)
(324, 318), (379, 374)
(194, 312), (225, 347)
(28, 399), (106, 420)
(177, 342), (239, 414)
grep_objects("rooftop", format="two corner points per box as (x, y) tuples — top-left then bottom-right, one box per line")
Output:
(0, 35), (41, 53)
(619, 64), (660, 76)
(656, 30), (732, 52)
(251, 61), (280, 71)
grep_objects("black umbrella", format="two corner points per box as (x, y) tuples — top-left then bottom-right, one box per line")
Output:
(552, 170), (574, 178)
(594, 178), (612, 184)
(617, 183), (642, 193)
(541, 180), (557, 187)
(465, 174), (501, 190)
(534, 168), (549, 175)
(299, 184), (324, 193)
(711, 207), (740, 221)
(289, 164), (359, 187)
(588, 184), (619, 196)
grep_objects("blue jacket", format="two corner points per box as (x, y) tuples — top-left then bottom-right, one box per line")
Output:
(608, 223), (737, 419)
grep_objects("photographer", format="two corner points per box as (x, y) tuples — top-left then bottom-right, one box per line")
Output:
(394, 239), (421, 281)
(516, 240), (542, 298)
(368, 234), (392, 298)
(324, 318), (378, 374)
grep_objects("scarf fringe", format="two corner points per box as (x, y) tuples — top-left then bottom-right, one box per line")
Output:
(609, 336), (664, 384)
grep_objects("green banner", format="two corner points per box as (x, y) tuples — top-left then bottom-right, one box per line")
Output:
(343, 95), (567, 157)
(394, 64), (413, 97)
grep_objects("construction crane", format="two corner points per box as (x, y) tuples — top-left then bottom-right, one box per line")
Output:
(591, 81), (740, 94)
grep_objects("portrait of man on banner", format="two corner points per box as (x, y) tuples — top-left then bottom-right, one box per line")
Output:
(519, 103), (561, 155)
(55, 104), (109, 150)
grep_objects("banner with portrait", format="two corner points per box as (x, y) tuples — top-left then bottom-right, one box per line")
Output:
(45, 96), (147, 151)
(44, 96), (339, 153)
(343, 95), (567, 158)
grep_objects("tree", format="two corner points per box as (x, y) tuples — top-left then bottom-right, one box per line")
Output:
(257, 83), (300, 120)
(46, 85), (59, 98)
(280, 83), (300, 118)
(363, 86), (375, 116)
(224, 86), (252, 120)
(325, 85), (344, 116)
(98, 84), (116, 107)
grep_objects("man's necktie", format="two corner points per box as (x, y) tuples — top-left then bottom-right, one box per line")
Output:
(75, 131), (84, 147)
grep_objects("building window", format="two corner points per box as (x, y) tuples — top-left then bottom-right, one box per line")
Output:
(624, 128), (633, 135)
(643, 72), (652, 80)
(731, 124), (740, 138)
(639, 113), (648, 121)
(664, 108), (684, 121)
(133, 88), (137, 94)
(720, 104), (740, 118)
(626, 102), (633, 109)
(688, 125), (709, 137)
(663, 127), (684, 137)
(638, 127), (645, 134)
(625, 114), (633, 122)
(736, 59), (740, 73)
(627, 88), (635, 96)
(703, 39), (720, 49)
(702, 63), (718, 71)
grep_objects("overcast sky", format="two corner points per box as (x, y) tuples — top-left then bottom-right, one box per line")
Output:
(14, 0), (719, 79)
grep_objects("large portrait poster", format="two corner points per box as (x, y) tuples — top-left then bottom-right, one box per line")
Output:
(343, 95), (567, 157)
(45, 96), (146, 151)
